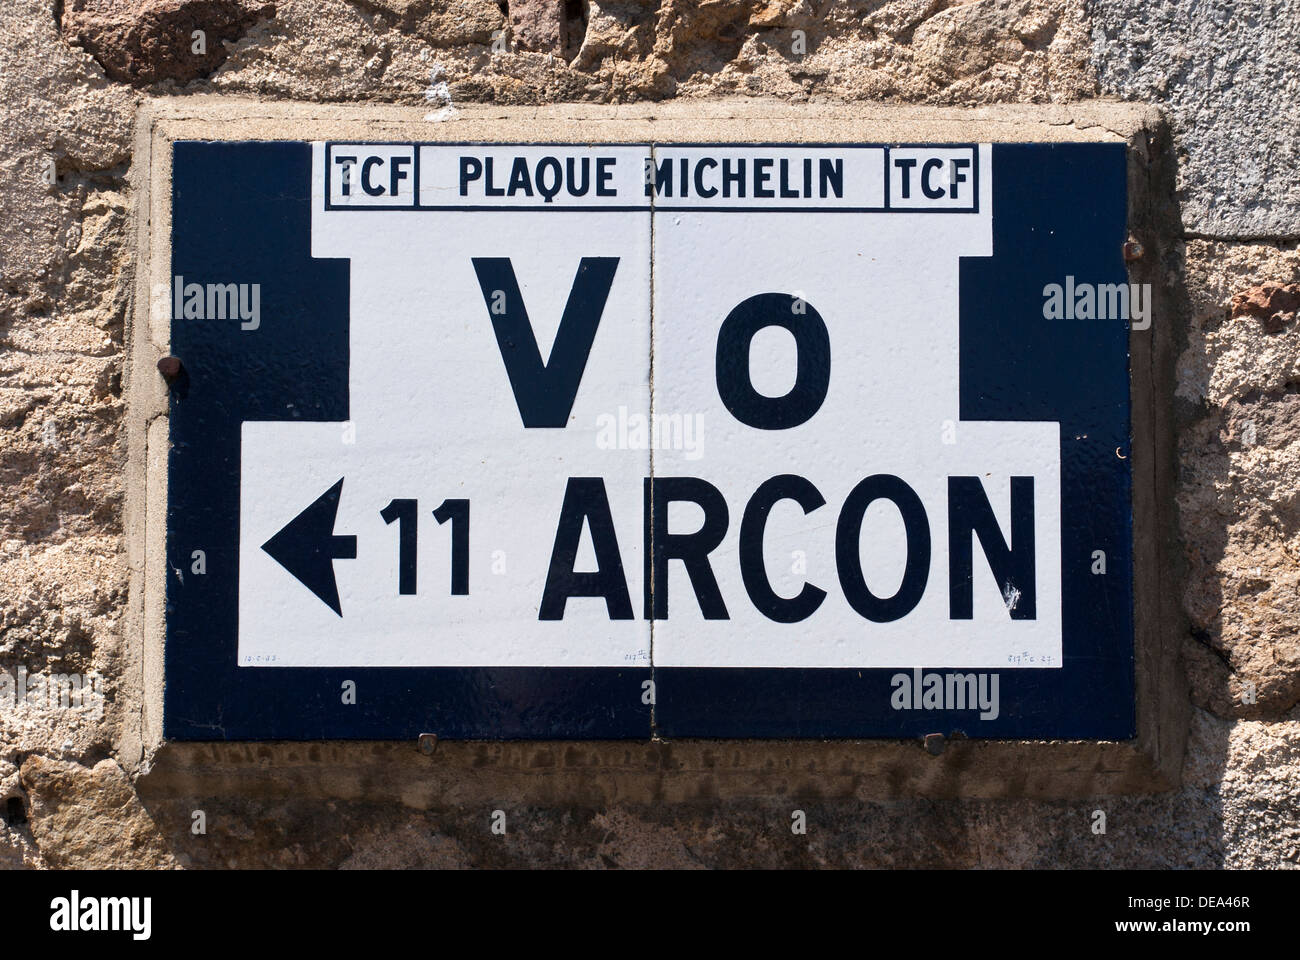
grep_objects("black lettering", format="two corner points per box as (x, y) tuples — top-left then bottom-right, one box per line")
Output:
(645, 477), (730, 620)
(535, 156), (562, 203)
(922, 158), (945, 199)
(484, 157), (505, 196)
(819, 158), (843, 199)
(432, 498), (470, 595)
(507, 156), (534, 196)
(566, 156), (590, 196)
(836, 475), (930, 622)
(739, 475), (827, 623)
(471, 257), (619, 427)
(596, 157), (616, 196)
(540, 478), (633, 620)
(389, 156), (411, 197)
(380, 498), (417, 595)
(694, 157), (718, 198)
(334, 155), (357, 196)
(947, 476), (1036, 619)
(362, 156), (385, 196)
(722, 158), (746, 198)
(459, 156), (482, 196)
(715, 293), (830, 429)
(893, 157), (916, 199)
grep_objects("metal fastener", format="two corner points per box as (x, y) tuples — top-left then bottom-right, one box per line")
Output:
(417, 733), (438, 755)
(924, 732), (945, 756)
(1122, 239), (1145, 262)
(156, 356), (183, 379)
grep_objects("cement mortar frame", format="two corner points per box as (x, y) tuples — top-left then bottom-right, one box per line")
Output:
(123, 98), (1186, 802)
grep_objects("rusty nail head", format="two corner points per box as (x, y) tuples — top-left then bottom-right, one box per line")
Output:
(417, 733), (438, 755)
(157, 356), (182, 379)
(1122, 239), (1144, 262)
(924, 732), (945, 756)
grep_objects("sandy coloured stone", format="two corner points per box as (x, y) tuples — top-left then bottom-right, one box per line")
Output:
(510, 0), (566, 54)
(19, 757), (175, 868)
(1231, 282), (1300, 333)
(0, 0), (1297, 870)
(62, 0), (277, 85)
(347, 0), (505, 47)
(1176, 242), (1300, 718)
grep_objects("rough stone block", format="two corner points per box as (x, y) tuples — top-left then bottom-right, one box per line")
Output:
(1092, 0), (1300, 238)
(511, 0), (566, 54)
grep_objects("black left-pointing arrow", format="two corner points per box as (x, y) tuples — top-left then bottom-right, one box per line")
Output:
(261, 477), (358, 617)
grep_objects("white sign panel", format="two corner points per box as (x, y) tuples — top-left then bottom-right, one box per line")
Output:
(233, 143), (1058, 670)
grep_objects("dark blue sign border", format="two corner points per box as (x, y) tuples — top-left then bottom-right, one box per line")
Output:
(164, 140), (1133, 740)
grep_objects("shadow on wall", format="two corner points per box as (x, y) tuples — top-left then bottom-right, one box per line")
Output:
(125, 725), (1235, 868)
(1155, 106), (1300, 866)
(1176, 254), (1300, 721)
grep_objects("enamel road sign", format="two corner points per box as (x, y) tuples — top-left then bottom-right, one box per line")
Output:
(162, 138), (1135, 740)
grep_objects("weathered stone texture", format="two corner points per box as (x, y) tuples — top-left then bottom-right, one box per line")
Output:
(1, 1), (131, 786)
(348, 0), (505, 47)
(185, 0), (1094, 104)
(0, 0), (1297, 868)
(1231, 284), (1300, 335)
(1091, 0), (1300, 237)
(1177, 240), (1300, 718)
(0, 0), (136, 283)
(510, 0), (566, 54)
(62, 0), (277, 85)
(97, 711), (1300, 867)
(19, 757), (175, 868)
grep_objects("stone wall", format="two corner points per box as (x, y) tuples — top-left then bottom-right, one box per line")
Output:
(1, 0), (1298, 868)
